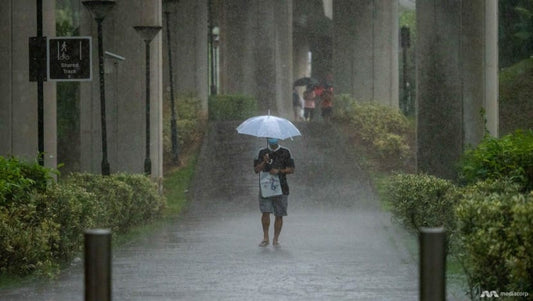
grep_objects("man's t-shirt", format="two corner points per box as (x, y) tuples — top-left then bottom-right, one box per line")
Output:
(254, 146), (295, 195)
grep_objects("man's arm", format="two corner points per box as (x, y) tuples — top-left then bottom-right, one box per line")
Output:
(254, 152), (270, 174)
(270, 156), (294, 175)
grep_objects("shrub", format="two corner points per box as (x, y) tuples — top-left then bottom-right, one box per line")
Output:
(112, 173), (166, 222)
(65, 173), (166, 232)
(0, 164), (166, 277)
(459, 129), (533, 190)
(333, 96), (414, 171)
(455, 179), (533, 297)
(384, 173), (459, 233)
(208, 94), (257, 121)
(163, 94), (205, 164)
(0, 156), (56, 206)
(332, 94), (358, 123)
(0, 195), (60, 276)
(39, 183), (99, 261)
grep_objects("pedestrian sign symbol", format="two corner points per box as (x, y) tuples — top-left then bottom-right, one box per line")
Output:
(47, 37), (92, 81)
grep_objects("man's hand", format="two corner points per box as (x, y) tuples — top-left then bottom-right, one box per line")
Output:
(270, 167), (294, 175)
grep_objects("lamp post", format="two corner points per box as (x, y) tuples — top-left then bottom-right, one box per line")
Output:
(208, 0), (216, 95)
(37, 0), (44, 166)
(133, 26), (162, 175)
(400, 25), (411, 115)
(212, 26), (219, 93)
(164, 0), (180, 165)
(82, 0), (116, 175)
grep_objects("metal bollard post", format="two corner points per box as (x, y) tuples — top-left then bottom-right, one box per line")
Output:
(84, 229), (112, 301)
(419, 227), (446, 301)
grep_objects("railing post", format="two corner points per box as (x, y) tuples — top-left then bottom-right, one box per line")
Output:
(419, 227), (446, 301)
(84, 229), (112, 301)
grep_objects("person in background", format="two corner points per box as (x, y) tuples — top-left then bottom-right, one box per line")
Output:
(254, 138), (295, 247)
(303, 85), (316, 121)
(320, 85), (334, 122)
(292, 86), (303, 121)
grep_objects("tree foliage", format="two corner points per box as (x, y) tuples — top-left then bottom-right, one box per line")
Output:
(500, 0), (533, 67)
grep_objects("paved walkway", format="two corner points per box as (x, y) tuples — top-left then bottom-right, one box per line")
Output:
(0, 121), (422, 300)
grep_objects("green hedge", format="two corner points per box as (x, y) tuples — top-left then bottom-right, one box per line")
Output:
(163, 94), (205, 164)
(333, 95), (414, 171)
(208, 94), (257, 121)
(0, 157), (165, 277)
(384, 173), (533, 297)
(459, 129), (533, 191)
(383, 173), (459, 233)
(0, 156), (55, 206)
(456, 179), (533, 297)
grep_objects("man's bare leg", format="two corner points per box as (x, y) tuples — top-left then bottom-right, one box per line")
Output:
(273, 216), (283, 246)
(259, 212), (270, 246)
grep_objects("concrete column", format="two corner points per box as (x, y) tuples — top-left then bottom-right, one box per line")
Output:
(484, 1), (499, 137)
(163, 0), (208, 113)
(332, 0), (398, 106)
(293, 31), (310, 80)
(0, 0), (56, 168)
(310, 35), (332, 83)
(416, 0), (498, 179)
(80, 0), (163, 179)
(220, 0), (293, 118)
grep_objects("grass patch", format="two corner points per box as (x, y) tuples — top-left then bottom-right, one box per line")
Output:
(163, 153), (198, 216)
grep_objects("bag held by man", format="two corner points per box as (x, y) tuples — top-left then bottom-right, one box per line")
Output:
(259, 171), (282, 198)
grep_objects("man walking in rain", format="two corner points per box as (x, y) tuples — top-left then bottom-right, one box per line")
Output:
(254, 138), (295, 247)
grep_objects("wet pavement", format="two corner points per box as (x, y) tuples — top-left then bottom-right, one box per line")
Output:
(0, 121), (422, 300)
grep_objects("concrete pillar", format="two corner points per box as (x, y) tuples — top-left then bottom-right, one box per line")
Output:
(310, 35), (332, 83)
(80, 0), (164, 179)
(220, 0), (293, 118)
(0, 0), (57, 168)
(163, 0), (208, 113)
(293, 31), (310, 80)
(332, 0), (398, 106)
(416, 0), (498, 179)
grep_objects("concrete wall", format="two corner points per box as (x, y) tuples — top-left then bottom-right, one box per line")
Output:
(332, 0), (399, 106)
(162, 0), (208, 112)
(219, 0), (293, 118)
(416, 0), (498, 179)
(0, 0), (57, 167)
(80, 0), (164, 179)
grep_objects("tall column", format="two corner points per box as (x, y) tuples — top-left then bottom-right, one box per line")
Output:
(416, 0), (498, 179)
(163, 0), (208, 113)
(0, 0), (56, 167)
(310, 35), (332, 83)
(80, 0), (164, 179)
(220, 0), (293, 118)
(293, 30), (310, 80)
(332, 0), (398, 106)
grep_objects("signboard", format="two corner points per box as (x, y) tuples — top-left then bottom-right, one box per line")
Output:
(47, 37), (92, 81)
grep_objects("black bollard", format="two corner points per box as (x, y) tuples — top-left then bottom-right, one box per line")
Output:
(84, 229), (112, 301)
(419, 227), (446, 301)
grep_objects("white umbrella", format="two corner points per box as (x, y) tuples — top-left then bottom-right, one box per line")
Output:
(236, 114), (302, 140)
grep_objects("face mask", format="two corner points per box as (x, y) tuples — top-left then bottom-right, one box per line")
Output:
(267, 138), (278, 145)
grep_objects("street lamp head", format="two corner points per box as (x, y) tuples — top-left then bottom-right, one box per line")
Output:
(133, 26), (163, 42)
(82, 1), (116, 21)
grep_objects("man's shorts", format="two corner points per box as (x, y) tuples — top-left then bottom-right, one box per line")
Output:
(259, 194), (288, 217)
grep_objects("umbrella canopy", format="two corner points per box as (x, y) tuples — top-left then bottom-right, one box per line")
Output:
(293, 77), (319, 87)
(236, 114), (302, 140)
